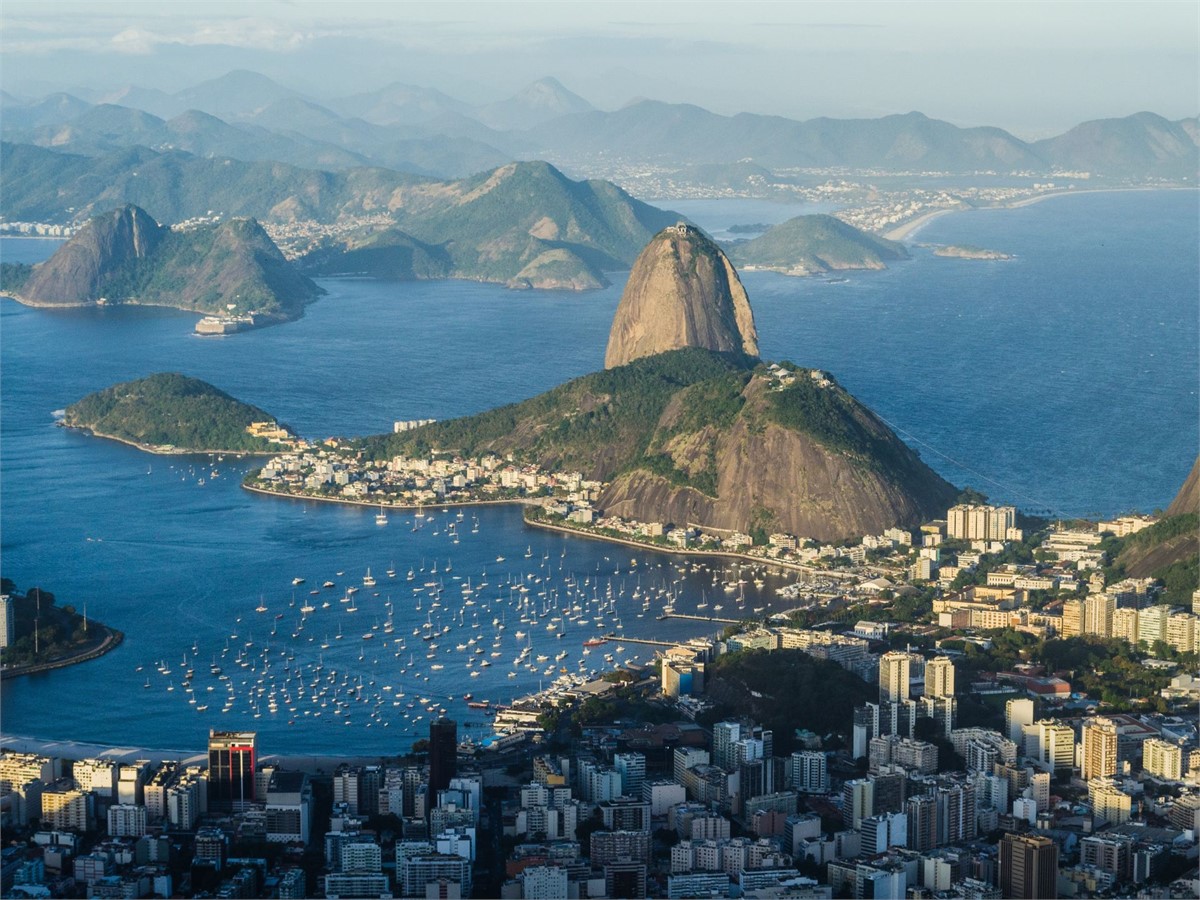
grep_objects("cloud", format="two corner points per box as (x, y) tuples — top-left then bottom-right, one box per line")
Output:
(109, 19), (313, 55)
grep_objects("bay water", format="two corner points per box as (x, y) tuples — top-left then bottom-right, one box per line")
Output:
(1, 189), (1195, 754)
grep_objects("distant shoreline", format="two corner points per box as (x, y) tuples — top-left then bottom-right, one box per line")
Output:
(885, 186), (1197, 241)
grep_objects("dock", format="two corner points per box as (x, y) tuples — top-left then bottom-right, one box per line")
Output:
(604, 634), (676, 648)
(655, 612), (744, 625)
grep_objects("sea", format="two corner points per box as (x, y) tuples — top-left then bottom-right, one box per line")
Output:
(1, 189), (1196, 755)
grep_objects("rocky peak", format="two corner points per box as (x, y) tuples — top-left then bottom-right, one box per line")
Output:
(604, 223), (759, 369)
(22, 204), (166, 303)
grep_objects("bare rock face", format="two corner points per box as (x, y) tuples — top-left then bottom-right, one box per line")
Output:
(596, 371), (957, 542)
(22, 205), (166, 304)
(1166, 455), (1199, 517)
(605, 224), (758, 368)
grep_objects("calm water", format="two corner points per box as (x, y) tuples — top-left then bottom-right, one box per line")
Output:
(1, 190), (1196, 753)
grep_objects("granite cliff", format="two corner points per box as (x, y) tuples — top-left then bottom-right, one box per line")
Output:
(604, 224), (758, 368)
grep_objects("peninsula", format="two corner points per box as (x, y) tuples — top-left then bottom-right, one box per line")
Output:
(0, 581), (124, 680)
(63, 373), (297, 455)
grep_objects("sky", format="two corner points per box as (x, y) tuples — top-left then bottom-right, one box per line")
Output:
(2, 0), (1196, 138)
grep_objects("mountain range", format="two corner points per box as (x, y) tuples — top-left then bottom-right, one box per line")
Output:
(3, 70), (1196, 180)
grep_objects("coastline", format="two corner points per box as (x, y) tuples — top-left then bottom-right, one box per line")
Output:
(0, 734), (420, 773)
(241, 481), (538, 511)
(61, 424), (282, 457)
(884, 186), (1198, 242)
(1, 622), (124, 681)
(523, 512), (858, 581)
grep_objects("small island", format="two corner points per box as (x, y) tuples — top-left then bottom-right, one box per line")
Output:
(0, 580), (124, 679)
(933, 244), (1013, 260)
(728, 214), (909, 275)
(62, 372), (298, 455)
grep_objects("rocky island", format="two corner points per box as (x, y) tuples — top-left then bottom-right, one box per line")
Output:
(63, 372), (297, 455)
(728, 214), (909, 275)
(933, 244), (1013, 260)
(0, 205), (322, 332)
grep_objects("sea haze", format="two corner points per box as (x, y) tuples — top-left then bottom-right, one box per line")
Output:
(0, 189), (1196, 754)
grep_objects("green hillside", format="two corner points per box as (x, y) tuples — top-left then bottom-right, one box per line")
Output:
(64, 373), (292, 454)
(364, 347), (754, 478)
(729, 214), (909, 273)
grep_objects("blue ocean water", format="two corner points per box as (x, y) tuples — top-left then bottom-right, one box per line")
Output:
(0, 190), (1196, 754)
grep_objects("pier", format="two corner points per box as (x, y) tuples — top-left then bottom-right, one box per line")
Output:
(654, 612), (744, 625)
(603, 634), (676, 648)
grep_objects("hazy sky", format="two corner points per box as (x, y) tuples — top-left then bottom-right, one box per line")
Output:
(3, 0), (1196, 137)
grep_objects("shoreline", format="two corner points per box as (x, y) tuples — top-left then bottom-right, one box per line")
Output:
(884, 185), (1197, 242)
(523, 513), (858, 581)
(241, 481), (538, 511)
(1, 622), (124, 681)
(61, 424), (282, 457)
(0, 734), (425, 773)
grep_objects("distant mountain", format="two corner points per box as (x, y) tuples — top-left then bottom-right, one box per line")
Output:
(0, 142), (429, 224)
(16, 69), (1197, 179)
(7, 205), (321, 323)
(729, 215), (909, 275)
(0, 92), (91, 129)
(333, 81), (473, 126)
(605, 224), (758, 368)
(95, 84), (179, 119)
(172, 69), (303, 121)
(302, 160), (681, 289)
(475, 77), (594, 131)
(1033, 112), (1200, 179)
(525, 103), (1044, 171)
(64, 372), (293, 454)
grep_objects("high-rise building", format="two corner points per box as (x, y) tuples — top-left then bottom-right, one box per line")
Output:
(614, 753), (646, 799)
(999, 833), (1057, 900)
(788, 751), (828, 794)
(207, 731), (256, 811)
(925, 656), (955, 699)
(1166, 612), (1196, 653)
(0, 594), (12, 649)
(947, 504), (1016, 541)
(1005, 699), (1035, 750)
(712, 722), (741, 771)
(1081, 717), (1118, 782)
(905, 794), (937, 852)
(428, 718), (457, 795)
(1112, 607), (1139, 643)
(1060, 599), (1084, 637)
(1137, 605), (1170, 647)
(879, 652), (911, 703)
(1143, 738), (1183, 780)
(841, 779), (873, 830)
(1084, 593), (1115, 637)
